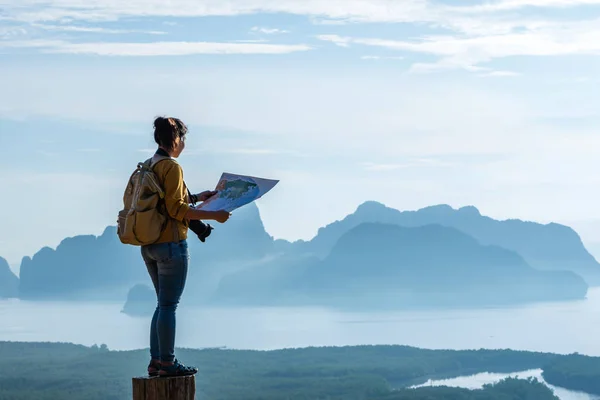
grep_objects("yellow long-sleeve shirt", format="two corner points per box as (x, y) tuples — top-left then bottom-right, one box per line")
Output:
(152, 156), (190, 243)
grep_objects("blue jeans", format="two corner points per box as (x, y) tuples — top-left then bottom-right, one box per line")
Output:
(141, 240), (189, 363)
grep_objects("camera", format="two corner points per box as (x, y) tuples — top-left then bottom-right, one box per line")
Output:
(189, 219), (213, 242)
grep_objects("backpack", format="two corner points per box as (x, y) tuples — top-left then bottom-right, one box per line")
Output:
(117, 155), (171, 246)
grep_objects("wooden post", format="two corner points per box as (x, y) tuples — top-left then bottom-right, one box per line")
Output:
(132, 375), (196, 400)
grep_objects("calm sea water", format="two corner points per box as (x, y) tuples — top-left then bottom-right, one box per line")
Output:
(2, 288), (600, 354)
(412, 369), (600, 400)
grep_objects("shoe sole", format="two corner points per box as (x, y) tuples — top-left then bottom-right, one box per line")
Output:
(158, 371), (198, 377)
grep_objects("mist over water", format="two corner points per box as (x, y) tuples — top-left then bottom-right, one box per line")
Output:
(3, 287), (600, 354)
(413, 370), (600, 400)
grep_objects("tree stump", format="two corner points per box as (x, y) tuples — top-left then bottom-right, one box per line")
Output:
(132, 375), (195, 400)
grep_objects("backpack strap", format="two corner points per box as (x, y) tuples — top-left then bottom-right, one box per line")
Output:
(187, 185), (197, 206)
(138, 158), (166, 199)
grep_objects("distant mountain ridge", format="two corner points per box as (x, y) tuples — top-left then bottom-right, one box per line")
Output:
(214, 222), (588, 308)
(0, 257), (18, 298)
(18, 226), (146, 300)
(283, 201), (600, 285)
(3, 201), (597, 309)
(17, 203), (274, 300)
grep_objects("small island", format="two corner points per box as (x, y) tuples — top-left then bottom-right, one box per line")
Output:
(121, 284), (155, 317)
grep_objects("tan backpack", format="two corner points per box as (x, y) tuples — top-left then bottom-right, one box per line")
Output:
(117, 155), (171, 246)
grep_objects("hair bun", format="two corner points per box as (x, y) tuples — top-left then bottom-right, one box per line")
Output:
(154, 116), (168, 129)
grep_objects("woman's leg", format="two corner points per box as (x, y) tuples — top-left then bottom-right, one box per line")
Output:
(141, 245), (160, 362)
(156, 240), (189, 364)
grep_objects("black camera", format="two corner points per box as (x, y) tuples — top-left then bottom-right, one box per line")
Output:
(187, 189), (215, 242)
(189, 219), (213, 242)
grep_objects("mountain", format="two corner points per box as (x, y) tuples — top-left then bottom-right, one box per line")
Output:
(285, 201), (600, 285)
(16, 199), (593, 309)
(0, 257), (19, 298)
(213, 223), (588, 308)
(209, 253), (320, 306)
(19, 226), (146, 300)
(121, 284), (155, 317)
(187, 200), (274, 262)
(18, 203), (273, 300)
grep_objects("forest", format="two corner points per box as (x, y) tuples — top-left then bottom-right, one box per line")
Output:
(542, 352), (600, 395)
(1, 341), (594, 399)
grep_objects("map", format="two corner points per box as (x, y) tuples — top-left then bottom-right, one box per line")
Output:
(197, 172), (279, 212)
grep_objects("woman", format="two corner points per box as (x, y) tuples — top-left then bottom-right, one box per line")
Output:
(142, 116), (230, 377)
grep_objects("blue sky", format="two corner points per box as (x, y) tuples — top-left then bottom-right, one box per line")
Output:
(3, 0), (600, 270)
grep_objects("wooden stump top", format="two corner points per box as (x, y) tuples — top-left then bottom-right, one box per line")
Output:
(132, 375), (196, 400)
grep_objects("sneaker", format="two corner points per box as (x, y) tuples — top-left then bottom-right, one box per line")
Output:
(159, 359), (198, 377)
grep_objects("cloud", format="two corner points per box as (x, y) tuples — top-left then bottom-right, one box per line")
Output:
(3, 0), (597, 29)
(226, 148), (282, 155)
(361, 158), (456, 171)
(316, 34), (352, 47)
(31, 23), (166, 35)
(479, 70), (521, 77)
(250, 26), (289, 34)
(5, 0), (600, 73)
(2, 1), (434, 24)
(0, 39), (66, 48)
(236, 39), (268, 43)
(410, 62), (491, 73)
(459, 0), (600, 12)
(318, 17), (600, 71)
(184, 147), (309, 157)
(361, 55), (404, 60)
(185, 148), (281, 156)
(309, 17), (348, 26)
(3, 0), (599, 30)
(1, 40), (312, 56)
(0, 26), (27, 39)
(35, 149), (58, 157)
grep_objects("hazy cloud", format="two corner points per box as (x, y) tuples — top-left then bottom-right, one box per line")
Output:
(319, 18), (600, 71)
(316, 34), (352, 47)
(1, 1), (434, 24)
(0, 26), (28, 38)
(5, 0), (600, 73)
(250, 26), (289, 34)
(361, 55), (404, 60)
(361, 158), (456, 171)
(479, 70), (521, 77)
(235, 39), (268, 43)
(31, 23), (166, 35)
(1, 39), (312, 56)
(458, 0), (600, 12)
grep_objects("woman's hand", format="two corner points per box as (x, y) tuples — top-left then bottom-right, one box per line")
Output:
(197, 190), (218, 202)
(213, 210), (231, 223)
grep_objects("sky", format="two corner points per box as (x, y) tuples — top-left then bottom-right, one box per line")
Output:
(2, 0), (600, 271)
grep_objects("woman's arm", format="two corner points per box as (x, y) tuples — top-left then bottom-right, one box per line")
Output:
(185, 207), (230, 223)
(162, 163), (230, 224)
